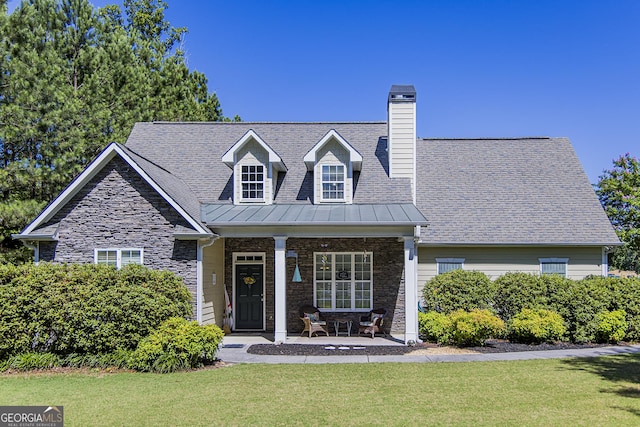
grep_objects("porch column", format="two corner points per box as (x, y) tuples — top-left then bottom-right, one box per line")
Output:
(404, 236), (419, 344)
(274, 236), (288, 343)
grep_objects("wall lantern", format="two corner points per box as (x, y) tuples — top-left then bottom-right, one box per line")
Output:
(286, 250), (302, 283)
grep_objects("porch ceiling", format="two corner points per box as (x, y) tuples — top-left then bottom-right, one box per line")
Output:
(201, 203), (428, 228)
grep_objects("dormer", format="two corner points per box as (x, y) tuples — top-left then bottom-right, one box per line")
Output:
(222, 130), (286, 205)
(303, 129), (362, 204)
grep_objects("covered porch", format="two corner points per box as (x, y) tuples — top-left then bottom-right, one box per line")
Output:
(201, 203), (427, 345)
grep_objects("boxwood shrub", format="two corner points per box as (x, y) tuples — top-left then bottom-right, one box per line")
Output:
(595, 310), (628, 343)
(0, 262), (192, 359)
(508, 308), (566, 344)
(129, 317), (224, 373)
(448, 309), (506, 347)
(418, 311), (451, 345)
(422, 270), (496, 313)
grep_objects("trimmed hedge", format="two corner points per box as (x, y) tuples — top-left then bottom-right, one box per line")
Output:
(422, 270), (496, 313)
(0, 262), (192, 359)
(423, 272), (640, 344)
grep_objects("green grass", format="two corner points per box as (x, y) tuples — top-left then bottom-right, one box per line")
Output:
(2, 354), (640, 426)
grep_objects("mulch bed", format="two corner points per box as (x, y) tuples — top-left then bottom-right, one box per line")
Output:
(245, 340), (614, 356)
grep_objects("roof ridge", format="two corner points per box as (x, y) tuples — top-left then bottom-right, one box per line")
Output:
(149, 121), (387, 125)
(419, 136), (555, 141)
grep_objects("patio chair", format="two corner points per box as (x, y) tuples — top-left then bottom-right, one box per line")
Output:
(358, 308), (387, 338)
(299, 305), (329, 338)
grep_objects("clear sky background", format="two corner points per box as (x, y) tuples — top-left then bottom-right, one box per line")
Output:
(8, 0), (640, 184)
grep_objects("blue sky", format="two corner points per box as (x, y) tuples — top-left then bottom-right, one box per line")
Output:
(8, 0), (640, 184)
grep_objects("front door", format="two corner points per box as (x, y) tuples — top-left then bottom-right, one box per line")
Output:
(235, 264), (264, 330)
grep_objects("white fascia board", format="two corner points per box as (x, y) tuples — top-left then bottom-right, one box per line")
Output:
(21, 142), (211, 237)
(303, 129), (363, 171)
(221, 129), (287, 171)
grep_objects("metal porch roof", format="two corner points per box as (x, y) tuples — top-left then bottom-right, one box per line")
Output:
(201, 203), (428, 227)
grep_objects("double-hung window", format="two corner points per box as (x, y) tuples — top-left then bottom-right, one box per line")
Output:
(436, 258), (465, 275)
(321, 165), (345, 201)
(314, 252), (372, 311)
(241, 165), (264, 201)
(95, 248), (143, 269)
(539, 258), (568, 277)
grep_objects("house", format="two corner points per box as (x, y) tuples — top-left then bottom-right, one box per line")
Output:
(14, 85), (620, 344)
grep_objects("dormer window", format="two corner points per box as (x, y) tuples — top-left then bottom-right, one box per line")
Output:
(304, 130), (362, 205)
(222, 130), (286, 205)
(241, 165), (264, 201)
(322, 165), (345, 201)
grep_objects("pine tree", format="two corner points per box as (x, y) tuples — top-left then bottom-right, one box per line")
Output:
(0, 0), (234, 263)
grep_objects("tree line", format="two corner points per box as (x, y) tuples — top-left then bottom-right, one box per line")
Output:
(0, 0), (237, 263)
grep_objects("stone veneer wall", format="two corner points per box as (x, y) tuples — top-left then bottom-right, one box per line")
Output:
(225, 237), (405, 334)
(38, 157), (199, 315)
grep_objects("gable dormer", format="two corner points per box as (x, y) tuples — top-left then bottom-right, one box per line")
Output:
(222, 130), (286, 205)
(303, 129), (362, 204)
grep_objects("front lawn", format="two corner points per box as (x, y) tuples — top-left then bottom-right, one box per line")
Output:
(2, 355), (640, 426)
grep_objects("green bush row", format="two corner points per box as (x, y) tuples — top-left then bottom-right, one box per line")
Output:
(418, 309), (506, 346)
(422, 271), (640, 343)
(0, 262), (192, 359)
(0, 318), (225, 373)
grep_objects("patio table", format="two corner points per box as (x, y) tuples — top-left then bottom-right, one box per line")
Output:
(332, 318), (353, 337)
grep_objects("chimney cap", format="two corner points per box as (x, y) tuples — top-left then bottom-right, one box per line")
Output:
(389, 85), (416, 102)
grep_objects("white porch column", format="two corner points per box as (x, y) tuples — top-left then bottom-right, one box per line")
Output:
(404, 236), (419, 344)
(196, 236), (217, 324)
(274, 236), (288, 343)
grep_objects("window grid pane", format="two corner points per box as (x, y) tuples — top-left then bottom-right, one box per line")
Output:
(316, 282), (332, 309)
(97, 250), (117, 267)
(542, 262), (566, 276)
(335, 282), (351, 309)
(241, 165), (264, 200)
(438, 262), (463, 275)
(321, 165), (345, 200)
(121, 249), (142, 267)
(314, 252), (372, 311)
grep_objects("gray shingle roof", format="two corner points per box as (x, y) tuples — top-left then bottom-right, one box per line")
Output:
(123, 122), (618, 245)
(416, 137), (620, 245)
(122, 145), (203, 228)
(125, 122), (413, 205)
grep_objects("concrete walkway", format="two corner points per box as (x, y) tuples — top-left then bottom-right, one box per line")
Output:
(217, 335), (640, 364)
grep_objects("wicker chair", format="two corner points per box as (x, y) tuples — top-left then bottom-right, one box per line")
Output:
(299, 305), (329, 338)
(358, 308), (387, 338)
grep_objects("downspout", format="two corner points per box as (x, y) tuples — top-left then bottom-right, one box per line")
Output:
(602, 246), (615, 277)
(197, 235), (219, 324)
(22, 240), (39, 264)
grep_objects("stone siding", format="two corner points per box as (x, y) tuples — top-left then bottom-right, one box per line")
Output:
(39, 156), (198, 314)
(225, 237), (405, 333)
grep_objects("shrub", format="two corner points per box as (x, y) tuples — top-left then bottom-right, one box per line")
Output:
(595, 310), (628, 343)
(508, 308), (566, 344)
(0, 263), (192, 359)
(422, 270), (495, 313)
(2, 353), (62, 371)
(64, 350), (133, 369)
(418, 311), (451, 345)
(448, 309), (506, 347)
(129, 317), (224, 373)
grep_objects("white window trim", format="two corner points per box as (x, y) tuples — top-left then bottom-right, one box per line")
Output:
(313, 251), (373, 312)
(320, 163), (346, 203)
(240, 163), (266, 203)
(94, 248), (144, 269)
(436, 258), (465, 275)
(539, 257), (569, 277)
